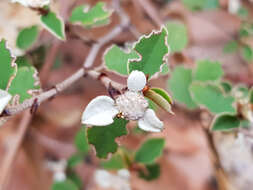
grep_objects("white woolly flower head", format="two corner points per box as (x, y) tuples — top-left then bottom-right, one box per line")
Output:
(11, 0), (50, 8)
(0, 89), (12, 114)
(127, 70), (146, 92)
(116, 91), (148, 120)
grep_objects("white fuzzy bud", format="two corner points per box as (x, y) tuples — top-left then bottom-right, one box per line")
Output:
(127, 70), (146, 92)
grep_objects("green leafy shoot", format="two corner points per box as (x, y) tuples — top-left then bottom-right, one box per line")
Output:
(87, 118), (128, 158)
(190, 83), (236, 114)
(135, 138), (165, 164)
(16, 26), (38, 50)
(166, 21), (188, 53)
(41, 11), (65, 40)
(8, 57), (40, 104)
(0, 39), (17, 90)
(128, 27), (169, 78)
(212, 114), (240, 131)
(168, 66), (197, 109)
(70, 2), (112, 28)
(104, 45), (139, 76)
(194, 60), (224, 82)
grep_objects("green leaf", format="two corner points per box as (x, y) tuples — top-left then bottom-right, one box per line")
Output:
(8, 57), (40, 104)
(74, 126), (89, 153)
(104, 45), (139, 75)
(67, 153), (84, 168)
(221, 81), (232, 93)
(52, 179), (79, 190)
(139, 163), (160, 181)
(212, 114), (240, 131)
(223, 40), (238, 53)
(190, 83), (236, 114)
(150, 88), (173, 104)
(16, 26), (38, 50)
(166, 21), (188, 53)
(135, 138), (165, 164)
(87, 118), (128, 158)
(70, 2), (112, 28)
(67, 172), (83, 189)
(41, 11), (65, 40)
(168, 66), (197, 109)
(128, 27), (169, 78)
(194, 60), (224, 82)
(101, 153), (125, 170)
(242, 45), (253, 62)
(0, 39), (17, 90)
(144, 89), (173, 113)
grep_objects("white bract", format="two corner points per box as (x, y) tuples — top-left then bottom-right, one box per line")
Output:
(82, 70), (164, 132)
(0, 90), (12, 114)
(11, 0), (50, 8)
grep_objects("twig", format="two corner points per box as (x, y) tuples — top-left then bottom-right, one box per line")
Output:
(133, 0), (163, 27)
(3, 69), (124, 118)
(0, 111), (32, 190)
(31, 129), (76, 158)
(39, 41), (61, 85)
(84, 0), (130, 68)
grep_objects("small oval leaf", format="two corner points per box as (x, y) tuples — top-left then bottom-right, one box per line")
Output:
(144, 89), (173, 114)
(150, 87), (173, 104)
(212, 114), (240, 131)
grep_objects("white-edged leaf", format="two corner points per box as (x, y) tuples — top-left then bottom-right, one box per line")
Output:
(41, 11), (65, 40)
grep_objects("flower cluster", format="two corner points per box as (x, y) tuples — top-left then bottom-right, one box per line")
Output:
(82, 70), (164, 132)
